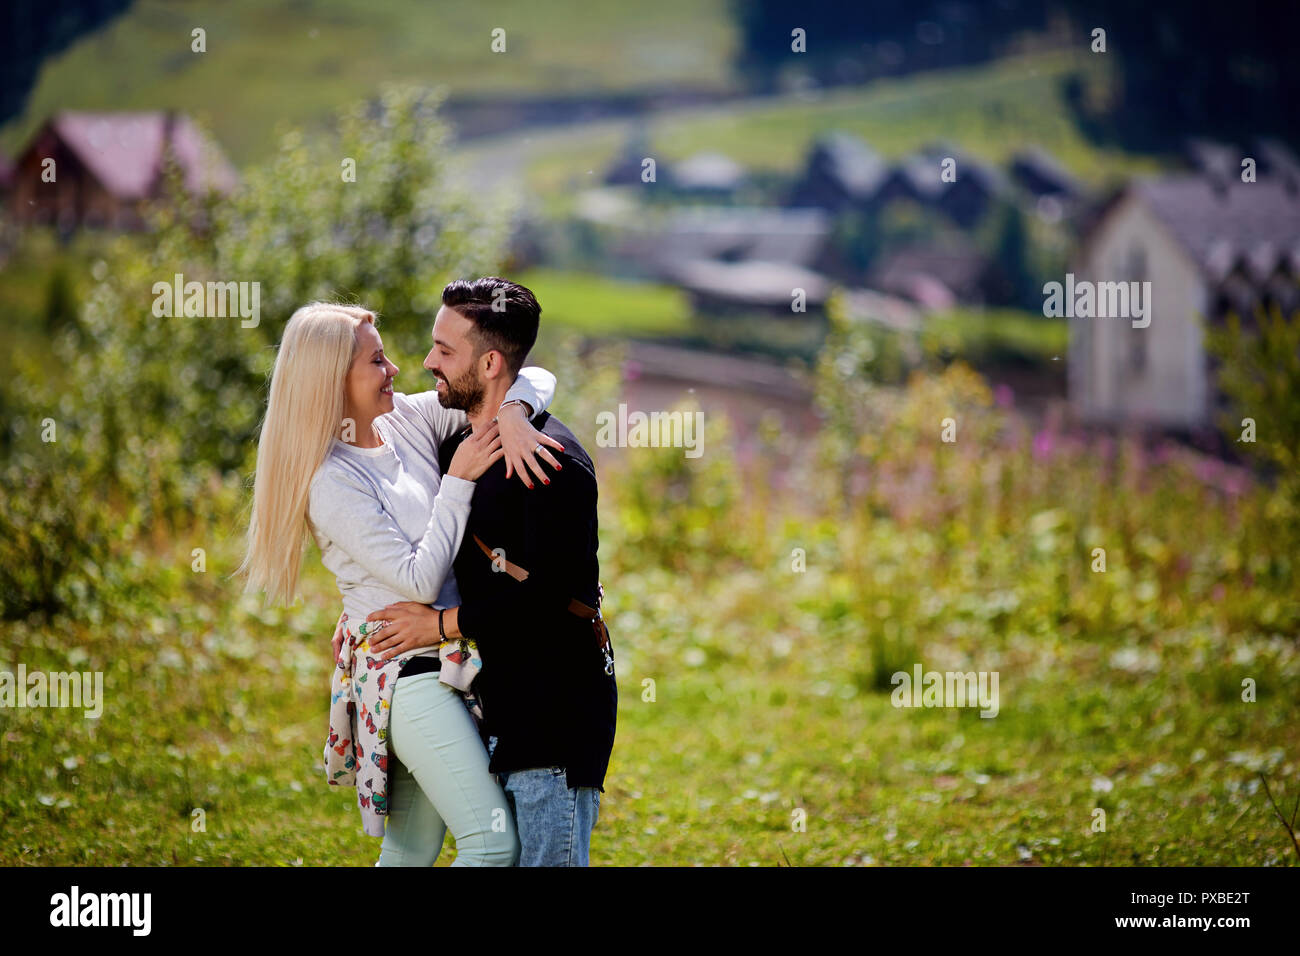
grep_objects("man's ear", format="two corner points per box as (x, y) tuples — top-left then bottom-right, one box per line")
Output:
(481, 349), (510, 381)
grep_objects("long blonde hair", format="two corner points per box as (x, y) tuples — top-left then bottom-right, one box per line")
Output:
(239, 302), (376, 604)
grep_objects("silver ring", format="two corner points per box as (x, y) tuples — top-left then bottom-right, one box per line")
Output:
(534, 443), (544, 455)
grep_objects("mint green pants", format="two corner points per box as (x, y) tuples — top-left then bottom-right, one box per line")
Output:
(377, 672), (519, 867)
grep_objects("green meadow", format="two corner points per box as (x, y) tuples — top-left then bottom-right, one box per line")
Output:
(1, 0), (738, 165)
(2, 346), (1297, 866)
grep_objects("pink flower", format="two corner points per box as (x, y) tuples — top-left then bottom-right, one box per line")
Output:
(1032, 429), (1055, 460)
(994, 383), (1014, 408)
(1222, 472), (1247, 499)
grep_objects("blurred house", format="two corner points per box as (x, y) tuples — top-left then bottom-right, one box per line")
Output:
(664, 258), (831, 314)
(571, 186), (640, 225)
(940, 154), (1009, 228)
(8, 111), (239, 232)
(832, 287), (922, 333)
(624, 205), (834, 313)
(1183, 137), (1240, 180)
(1183, 136), (1300, 188)
(867, 241), (1001, 307)
(875, 153), (948, 207)
(1010, 146), (1085, 222)
(1249, 137), (1300, 188)
(602, 130), (651, 187)
(1069, 175), (1300, 429)
(1010, 146), (1082, 199)
(786, 132), (889, 212)
(667, 151), (747, 195)
(603, 139), (747, 196)
(622, 205), (831, 272)
(876, 144), (1008, 228)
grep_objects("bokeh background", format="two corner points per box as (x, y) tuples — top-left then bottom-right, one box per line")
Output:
(0, 0), (1297, 866)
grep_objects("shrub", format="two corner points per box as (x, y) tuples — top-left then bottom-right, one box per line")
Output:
(0, 85), (509, 620)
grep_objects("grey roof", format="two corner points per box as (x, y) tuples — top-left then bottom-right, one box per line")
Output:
(666, 258), (831, 307)
(889, 144), (1008, 199)
(947, 151), (1009, 195)
(890, 154), (949, 199)
(1184, 136), (1300, 188)
(654, 206), (832, 269)
(1251, 138), (1300, 186)
(1127, 175), (1300, 281)
(1184, 138), (1239, 178)
(868, 242), (994, 302)
(603, 131), (653, 186)
(834, 288), (922, 332)
(806, 132), (889, 198)
(669, 152), (746, 191)
(1010, 145), (1084, 197)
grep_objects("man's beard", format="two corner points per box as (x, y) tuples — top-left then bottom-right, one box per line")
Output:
(435, 367), (485, 414)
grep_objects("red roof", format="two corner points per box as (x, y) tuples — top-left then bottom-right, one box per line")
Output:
(37, 111), (238, 199)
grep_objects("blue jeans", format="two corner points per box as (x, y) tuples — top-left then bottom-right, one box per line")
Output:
(489, 735), (601, 867)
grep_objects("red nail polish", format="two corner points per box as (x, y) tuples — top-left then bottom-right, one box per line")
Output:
(543, 478), (550, 485)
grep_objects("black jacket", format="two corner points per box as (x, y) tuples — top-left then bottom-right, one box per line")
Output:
(440, 413), (617, 789)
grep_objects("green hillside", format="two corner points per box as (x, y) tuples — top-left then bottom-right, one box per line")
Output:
(498, 51), (1165, 196)
(1, 0), (738, 165)
(4, 0), (1167, 195)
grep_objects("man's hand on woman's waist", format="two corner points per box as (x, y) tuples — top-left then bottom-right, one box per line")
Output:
(366, 602), (453, 660)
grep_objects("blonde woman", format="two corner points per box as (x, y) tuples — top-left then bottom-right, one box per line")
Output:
(240, 302), (562, 866)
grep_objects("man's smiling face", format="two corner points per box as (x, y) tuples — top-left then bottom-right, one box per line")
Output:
(425, 305), (486, 413)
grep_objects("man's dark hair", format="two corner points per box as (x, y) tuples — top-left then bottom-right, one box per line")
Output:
(441, 277), (541, 376)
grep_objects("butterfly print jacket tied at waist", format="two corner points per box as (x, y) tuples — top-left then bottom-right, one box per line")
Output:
(323, 616), (483, 837)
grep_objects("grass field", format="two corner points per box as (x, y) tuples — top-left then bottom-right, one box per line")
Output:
(2, 363), (1297, 866)
(921, 308), (1070, 367)
(514, 268), (692, 337)
(1, 481), (1295, 867)
(1, 0), (738, 166)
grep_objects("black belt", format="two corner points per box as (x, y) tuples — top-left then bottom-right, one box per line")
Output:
(399, 656), (441, 679)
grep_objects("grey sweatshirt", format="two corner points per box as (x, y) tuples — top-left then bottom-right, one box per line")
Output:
(306, 368), (554, 634)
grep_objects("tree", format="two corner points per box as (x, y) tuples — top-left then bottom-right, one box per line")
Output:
(991, 202), (1034, 310)
(0, 85), (509, 618)
(732, 0), (1049, 91)
(1058, 0), (1300, 148)
(1206, 307), (1300, 484)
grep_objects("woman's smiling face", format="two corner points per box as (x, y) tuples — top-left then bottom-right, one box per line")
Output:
(343, 320), (398, 429)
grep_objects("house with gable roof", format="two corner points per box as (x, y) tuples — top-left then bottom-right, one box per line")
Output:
(1069, 174), (1300, 428)
(786, 132), (889, 212)
(8, 111), (238, 232)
